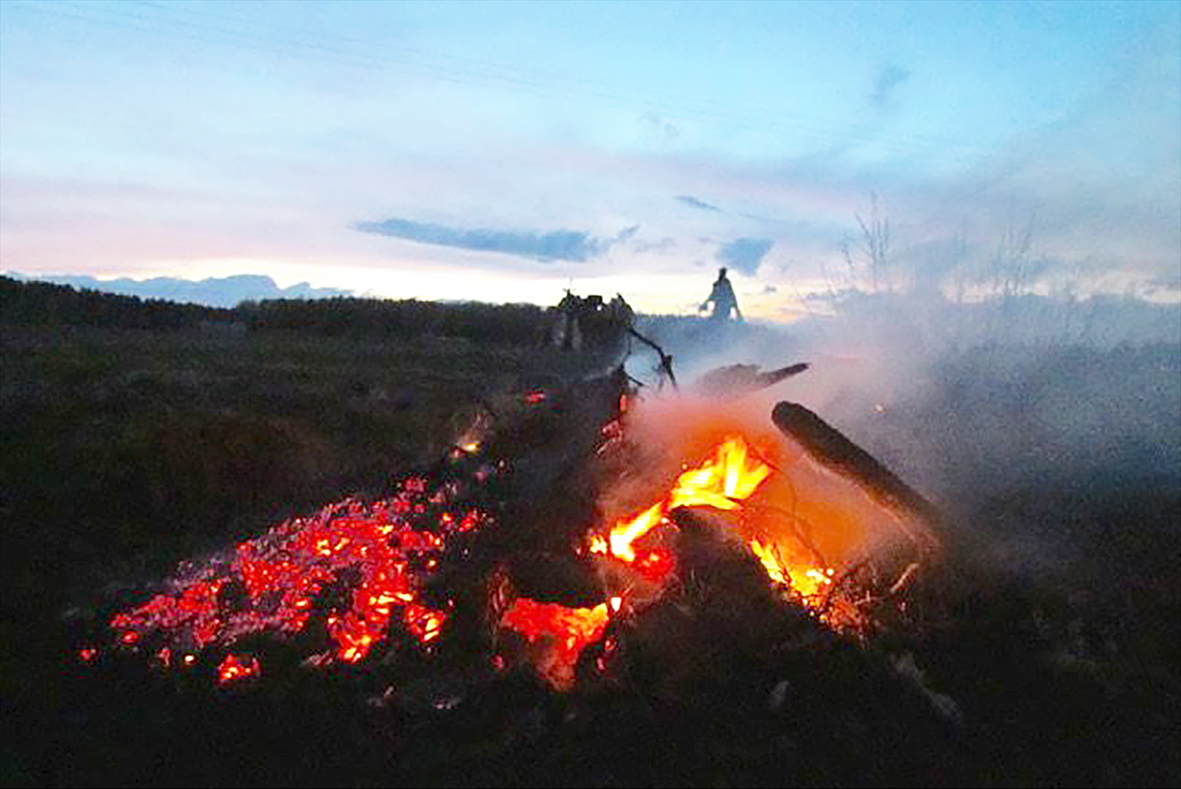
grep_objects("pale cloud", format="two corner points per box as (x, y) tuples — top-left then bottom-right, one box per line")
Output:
(639, 112), (681, 144)
(869, 64), (911, 110)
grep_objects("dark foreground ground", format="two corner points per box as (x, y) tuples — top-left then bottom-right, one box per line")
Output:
(2, 322), (1178, 787)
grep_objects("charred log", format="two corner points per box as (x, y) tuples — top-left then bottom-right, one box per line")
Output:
(504, 551), (605, 608)
(692, 362), (809, 400)
(771, 401), (941, 552)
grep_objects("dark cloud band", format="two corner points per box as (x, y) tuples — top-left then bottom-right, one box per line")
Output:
(356, 217), (611, 262)
(676, 195), (723, 213)
(717, 237), (774, 275)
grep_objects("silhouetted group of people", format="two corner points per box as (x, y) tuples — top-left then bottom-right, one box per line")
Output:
(549, 268), (741, 352)
(550, 291), (634, 351)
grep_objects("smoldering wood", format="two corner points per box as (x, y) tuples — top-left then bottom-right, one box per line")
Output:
(771, 401), (941, 552)
(821, 555), (875, 615)
(503, 551), (604, 608)
(668, 507), (794, 609)
(691, 362), (809, 400)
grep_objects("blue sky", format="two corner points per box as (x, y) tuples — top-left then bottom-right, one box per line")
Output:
(1, 0), (1178, 318)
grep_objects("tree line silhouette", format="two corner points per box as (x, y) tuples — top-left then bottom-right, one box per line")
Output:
(237, 296), (547, 344)
(1, 276), (551, 343)
(0, 275), (233, 330)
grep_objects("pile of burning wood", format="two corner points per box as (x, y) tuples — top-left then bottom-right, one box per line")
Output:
(84, 354), (944, 701)
(477, 359), (943, 690)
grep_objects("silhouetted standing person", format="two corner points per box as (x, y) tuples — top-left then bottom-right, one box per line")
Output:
(701, 267), (742, 322)
(554, 289), (583, 350)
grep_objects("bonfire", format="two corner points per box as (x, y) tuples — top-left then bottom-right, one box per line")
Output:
(83, 356), (943, 698)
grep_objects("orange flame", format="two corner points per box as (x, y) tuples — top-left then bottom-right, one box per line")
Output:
(591, 436), (771, 568)
(667, 435), (771, 511)
(589, 433), (843, 613)
(749, 539), (835, 599)
(749, 539), (789, 585)
(599, 502), (665, 563)
(510, 434), (849, 691)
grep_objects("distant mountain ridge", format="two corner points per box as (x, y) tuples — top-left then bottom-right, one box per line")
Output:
(2, 272), (351, 308)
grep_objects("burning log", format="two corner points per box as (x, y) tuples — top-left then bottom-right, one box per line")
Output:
(771, 401), (941, 554)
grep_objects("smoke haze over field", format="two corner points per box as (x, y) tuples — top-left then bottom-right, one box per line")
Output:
(628, 297), (1180, 577)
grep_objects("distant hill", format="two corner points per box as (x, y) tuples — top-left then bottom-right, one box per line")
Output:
(2, 272), (350, 308)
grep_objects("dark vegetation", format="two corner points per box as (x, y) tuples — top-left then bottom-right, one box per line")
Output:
(2, 279), (1178, 786)
(2, 275), (549, 344)
(238, 296), (547, 345)
(0, 275), (234, 330)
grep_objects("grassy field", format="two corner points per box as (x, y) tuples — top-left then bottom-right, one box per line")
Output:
(2, 318), (1178, 786)
(0, 323), (622, 781)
